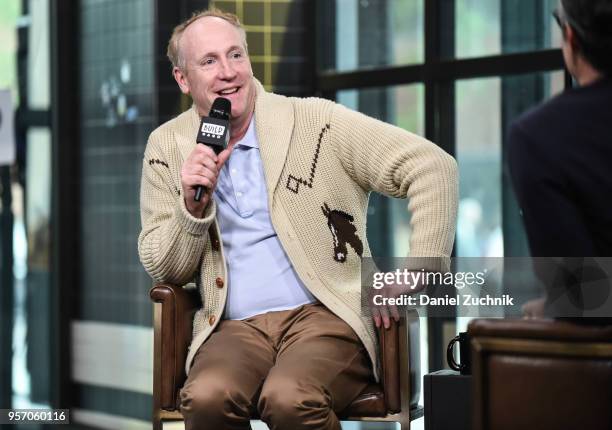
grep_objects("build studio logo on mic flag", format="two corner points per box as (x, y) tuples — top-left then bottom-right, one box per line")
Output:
(200, 119), (226, 140)
(197, 116), (230, 153)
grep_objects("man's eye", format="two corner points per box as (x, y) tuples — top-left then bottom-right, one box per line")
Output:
(231, 52), (243, 59)
(202, 58), (215, 66)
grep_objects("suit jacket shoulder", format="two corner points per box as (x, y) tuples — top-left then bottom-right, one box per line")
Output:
(511, 77), (612, 148)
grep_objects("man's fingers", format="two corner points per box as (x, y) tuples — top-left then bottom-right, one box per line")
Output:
(379, 305), (391, 329)
(187, 154), (218, 176)
(371, 307), (381, 328)
(197, 156), (218, 174)
(521, 297), (546, 319)
(186, 174), (214, 189)
(188, 164), (218, 179)
(389, 304), (400, 322)
(382, 315), (391, 329)
(217, 148), (232, 168)
(193, 144), (218, 161)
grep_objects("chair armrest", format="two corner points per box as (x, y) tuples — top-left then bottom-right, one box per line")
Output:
(378, 320), (401, 413)
(150, 284), (201, 410)
(378, 312), (421, 415)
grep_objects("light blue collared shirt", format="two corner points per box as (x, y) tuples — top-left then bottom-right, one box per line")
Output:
(214, 117), (317, 320)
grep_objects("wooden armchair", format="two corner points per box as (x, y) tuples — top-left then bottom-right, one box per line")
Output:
(150, 283), (423, 430)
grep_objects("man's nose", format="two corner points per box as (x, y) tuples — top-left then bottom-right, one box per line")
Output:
(217, 58), (237, 80)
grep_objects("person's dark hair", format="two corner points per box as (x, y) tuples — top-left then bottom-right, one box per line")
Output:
(560, 0), (612, 75)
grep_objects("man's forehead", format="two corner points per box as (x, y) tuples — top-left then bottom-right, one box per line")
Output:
(181, 16), (243, 48)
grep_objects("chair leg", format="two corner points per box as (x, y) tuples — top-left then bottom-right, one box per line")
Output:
(153, 412), (162, 430)
(398, 414), (411, 430)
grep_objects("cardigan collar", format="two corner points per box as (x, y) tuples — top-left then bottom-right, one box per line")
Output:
(174, 78), (294, 208)
(252, 78), (294, 207)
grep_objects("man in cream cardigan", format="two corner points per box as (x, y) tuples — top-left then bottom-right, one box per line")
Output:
(139, 8), (458, 430)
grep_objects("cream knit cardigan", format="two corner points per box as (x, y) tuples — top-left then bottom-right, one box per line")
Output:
(139, 79), (458, 381)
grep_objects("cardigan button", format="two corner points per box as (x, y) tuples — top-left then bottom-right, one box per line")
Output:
(208, 315), (216, 325)
(215, 277), (224, 288)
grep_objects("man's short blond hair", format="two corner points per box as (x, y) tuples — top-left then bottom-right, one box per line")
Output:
(167, 8), (247, 71)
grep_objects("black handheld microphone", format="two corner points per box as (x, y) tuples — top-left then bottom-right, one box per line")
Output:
(194, 97), (231, 202)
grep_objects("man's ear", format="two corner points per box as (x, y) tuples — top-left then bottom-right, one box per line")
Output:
(565, 25), (580, 52)
(173, 66), (190, 95)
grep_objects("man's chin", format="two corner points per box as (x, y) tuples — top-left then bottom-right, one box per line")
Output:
(230, 106), (244, 119)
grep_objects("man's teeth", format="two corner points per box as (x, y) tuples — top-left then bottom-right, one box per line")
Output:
(219, 88), (238, 95)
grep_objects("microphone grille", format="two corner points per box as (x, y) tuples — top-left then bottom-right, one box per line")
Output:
(210, 97), (231, 119)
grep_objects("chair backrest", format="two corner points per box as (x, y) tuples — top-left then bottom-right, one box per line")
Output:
(469, 319), (612, 430)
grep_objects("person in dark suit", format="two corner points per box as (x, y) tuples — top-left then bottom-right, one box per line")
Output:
(507, 0), (612, 318)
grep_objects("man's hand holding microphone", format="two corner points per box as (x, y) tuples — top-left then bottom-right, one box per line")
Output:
(181, 97), (232, 218)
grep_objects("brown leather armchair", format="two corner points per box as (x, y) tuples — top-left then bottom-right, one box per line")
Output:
(150, 283), (423, 430)
(469, 318), (612, 430)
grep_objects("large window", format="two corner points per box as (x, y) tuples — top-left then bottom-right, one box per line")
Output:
(319, 0), (424, 71)
(316, 0), (567, 376)
(455, 71), (564, 259)
(75, 0), (155, 426)
(455, 0), (561, 58)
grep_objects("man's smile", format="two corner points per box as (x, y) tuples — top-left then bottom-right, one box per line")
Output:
(216, 86), (241, 96)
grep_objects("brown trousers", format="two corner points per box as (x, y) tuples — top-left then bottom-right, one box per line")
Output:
(179, 303), (374, 430)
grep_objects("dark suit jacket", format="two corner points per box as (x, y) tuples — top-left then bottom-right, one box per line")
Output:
(507, 77), (612, 258)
